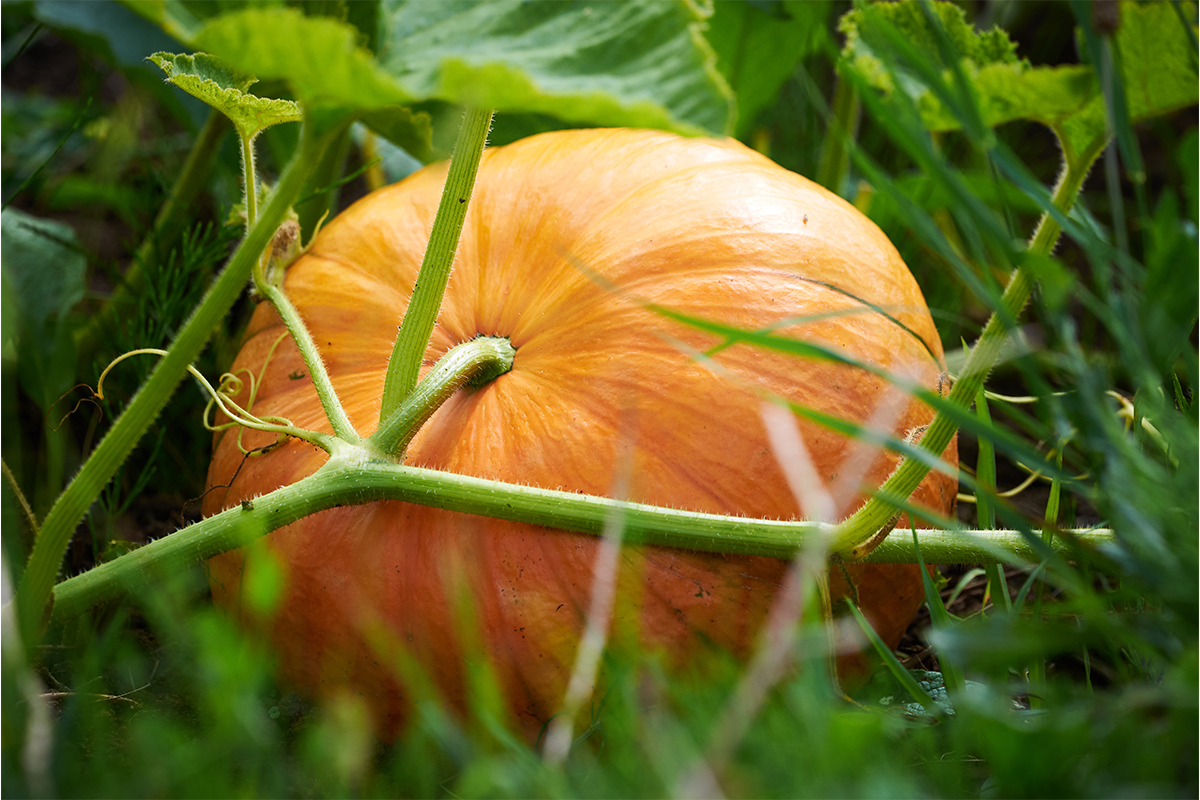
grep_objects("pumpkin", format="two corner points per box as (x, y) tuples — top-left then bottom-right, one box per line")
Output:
(203, 127), (957, 740)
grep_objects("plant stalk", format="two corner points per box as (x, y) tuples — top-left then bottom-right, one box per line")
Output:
(829, 157), (1093, 559)
(241, 132), (258, 230)
(47, 446), (1115, 624)
(815, 75), (860, 195)
(15, 120), (339, 647)
(257, 281), (360, 442)
(378, 107), (493, 423)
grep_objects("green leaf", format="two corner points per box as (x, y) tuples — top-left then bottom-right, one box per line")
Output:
(838, 0), (1198, 170)
(117, 0), (223, 46)
(374, 0), (734, 136)
(35, 0), (183, 69)
(359, 106), (434, 164)
(1, 209), (87, 410)
(144, 2), (734, 136)
(705, 0), (831, 135)
(1058, 1), (1199, 172)
(149, 51), (301, 140)
(0, 210), (86, 329)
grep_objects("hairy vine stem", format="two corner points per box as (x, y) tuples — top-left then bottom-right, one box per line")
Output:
(15, 119), (344, 646)
(829, 142), (1101, 560)
(48, 451), (1117, 624)
(379, 107), (494, 421)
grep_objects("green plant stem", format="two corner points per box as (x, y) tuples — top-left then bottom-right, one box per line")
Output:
(378, 107), (493, 423)
(976, 387), (1012, 615)
(370, 336), (516, 458)
(830, 156), (1093, 559)
(74, 110), (228, 361)
(241, 132), (258, 229)
(15, 121), (338, 647)
(47, 445), (1116, 622)
(2, 458), (39, 539)
(815, 75), (860, 194)
(258, 282), (359, 443)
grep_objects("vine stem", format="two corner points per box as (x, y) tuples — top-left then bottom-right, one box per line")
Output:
(257, 281), (359, 442)
(15, 120), (343, 646)
(378, 107), (494, 422)
(829, 153), (1094, 560)
(47, 447), (1117, 624)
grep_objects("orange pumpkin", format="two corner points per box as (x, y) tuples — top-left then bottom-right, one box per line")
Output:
(204, 128), (956, 740)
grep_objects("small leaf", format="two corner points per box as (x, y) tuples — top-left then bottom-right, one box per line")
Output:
(149, 51), (301, 140)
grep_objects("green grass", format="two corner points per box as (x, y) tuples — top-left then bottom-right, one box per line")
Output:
(2, 1), (1197, 797)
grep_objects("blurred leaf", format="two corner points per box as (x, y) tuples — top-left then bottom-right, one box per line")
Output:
(0, 210), (85, 333)
(358, 105), (433, 163)
(1059, 1), (1199, 171)
(33, 1), (209, 126)
(34, 0), (184, 67)
(1140, 190), (1199, 374)
(136, 2), (735, 135)
(706, 0), (830, 135)
(351, 123), (422, 184)
(117, 0), (231, 46)
(839, 0), (1199, 169)
(1, 209), (86, 410)
(1177, 121), (1198, 225)
(374, 0), (735, 135)
(149, 51), (301, 140)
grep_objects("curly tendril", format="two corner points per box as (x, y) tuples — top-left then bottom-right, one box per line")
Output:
(96, 346), (336, 454)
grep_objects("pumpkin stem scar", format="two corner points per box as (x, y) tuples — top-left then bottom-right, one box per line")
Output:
(368, 335), (516, 460)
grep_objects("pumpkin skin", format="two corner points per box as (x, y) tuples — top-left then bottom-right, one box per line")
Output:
(203, 128), (957, 740)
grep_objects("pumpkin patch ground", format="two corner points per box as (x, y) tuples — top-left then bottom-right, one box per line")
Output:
(4, 1), (1195, 796)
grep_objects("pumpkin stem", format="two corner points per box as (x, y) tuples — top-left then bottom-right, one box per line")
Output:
(369, 335), (516, 460)
(378, 107), (495, 424)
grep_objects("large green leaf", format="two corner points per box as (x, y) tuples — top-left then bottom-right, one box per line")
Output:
(1057, 1), (1200, 169)
(373, 0), (734, 135)
(839, 0), (1199, 169)
(134, 1), (734, 137)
